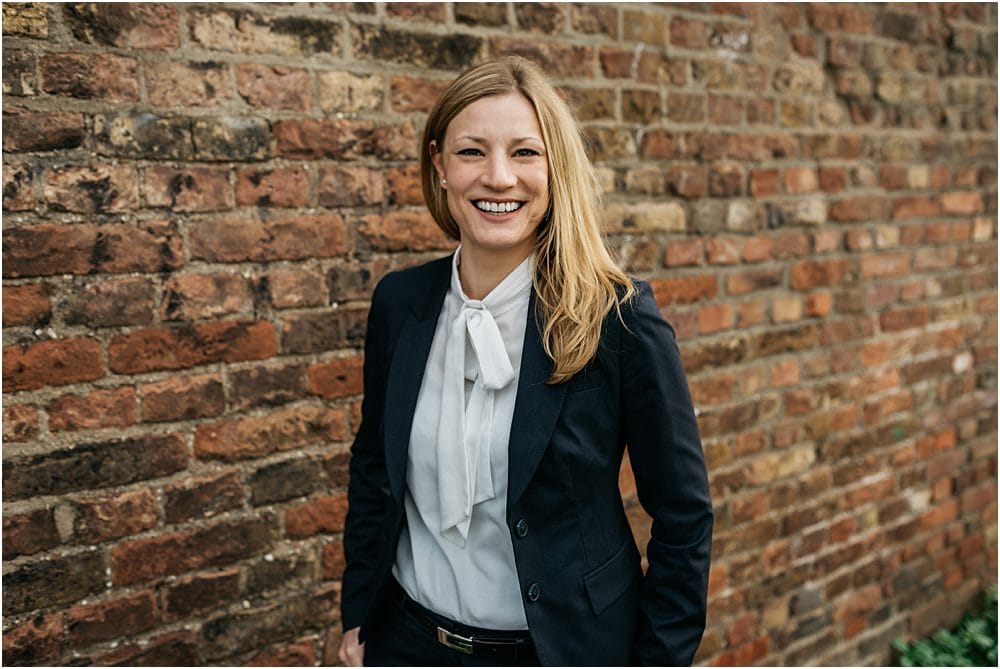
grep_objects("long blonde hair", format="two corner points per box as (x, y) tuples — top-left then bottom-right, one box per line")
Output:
(420, 56), (635, 384)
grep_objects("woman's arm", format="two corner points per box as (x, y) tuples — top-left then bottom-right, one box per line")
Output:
(620, 280), (714, 666)
(341, 279), (393, 633)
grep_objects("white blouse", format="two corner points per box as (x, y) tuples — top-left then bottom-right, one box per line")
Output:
(393, 248), (532, 630)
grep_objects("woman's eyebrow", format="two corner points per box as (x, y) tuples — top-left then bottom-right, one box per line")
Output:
(452, 134), (544, 144)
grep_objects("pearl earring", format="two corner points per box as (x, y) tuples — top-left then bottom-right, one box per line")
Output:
(441, 178), (447, 186)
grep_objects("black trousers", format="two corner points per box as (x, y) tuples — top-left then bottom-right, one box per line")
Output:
(363, 581), (541, 667)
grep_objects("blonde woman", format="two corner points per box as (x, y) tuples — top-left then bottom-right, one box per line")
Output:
(339, 56), (712, 666)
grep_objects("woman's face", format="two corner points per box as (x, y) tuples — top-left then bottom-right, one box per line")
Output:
(432, 92), (550, 268)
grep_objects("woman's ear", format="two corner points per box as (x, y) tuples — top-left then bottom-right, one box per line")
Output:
(429, 140), (444, 182)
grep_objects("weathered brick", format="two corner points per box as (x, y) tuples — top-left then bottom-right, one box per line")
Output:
(48, 386), (136, 432)
(318, 165), (384, 207)
(275, 118), (375, 160)
(236, 166), (309, 208)
(354, 24), (481, 69)
(89, 631), (200, 666)
(189, 9), (340, 56)
(285, 493), (349, 538)
(40, 53), (139, 102)
(250, 456), (326, 506)
(3, 282), (50, 327)
(236, 64), (312, 111)
(94, 113), (193, 159)
(488, 38), (595, 78)
(3, 551), (105, 614)
(3, 110), (85, 152)
(112, 518), (272, 585)
(199, 597), (321, 661)
(390, 74), (450, 113)
(164, 471), (245, 524)
(3, 337), (104, 392)
(1, 612), (63, 666)
(308, 356), (364, 400)
(249, 639), (317, 667)
(3, 434), (187, 501)
(790, 259), (851, 290)
(317, 70), (384, 113)
(2, 404), (38, 442)
(143, 165), (234, 212)
(515, 3), (565, 34)
(73, 489), (158, 544)
(62, 3), (178, 48)
(3, 508), (60, 559)
(161, 273), (249, 321)
(940, 191), (983, 215)
(727, 267), (784, 295)
(358, 211), (455, 252)
(3, 163), (35, 210)
(3, 221), (182, 278)
(109, 320), (276, 374)
(860, 252), (911, 279)
(141, 373), (226, 423)
(60, 276), (154, 329)
(190, 215), (345, 262)
(146, 60), (231, 107)
(194, 404), (346, 462)
(162, 568), (242, 622)
(3, 3), (49, 38)
(192, 117), (271, 161)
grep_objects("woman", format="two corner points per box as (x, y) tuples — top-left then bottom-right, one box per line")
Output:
(338, 56), (712, 666)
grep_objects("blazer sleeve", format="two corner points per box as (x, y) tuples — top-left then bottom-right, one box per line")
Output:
(341, 278), (392, 632)
(620, 280), (713, 666)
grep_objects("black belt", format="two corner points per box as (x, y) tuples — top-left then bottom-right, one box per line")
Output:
(386, 577), (536, 659)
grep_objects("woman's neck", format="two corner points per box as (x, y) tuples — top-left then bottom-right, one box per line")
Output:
(457, 247), (531, 300)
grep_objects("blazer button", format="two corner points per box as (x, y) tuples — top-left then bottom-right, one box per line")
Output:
(515, 518), (528, 538)
(527, 582), (540, 602)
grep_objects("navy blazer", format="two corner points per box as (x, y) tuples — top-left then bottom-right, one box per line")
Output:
(341, 254), (713, 666)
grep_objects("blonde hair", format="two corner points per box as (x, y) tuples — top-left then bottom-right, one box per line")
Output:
(420, 56), (635, 384)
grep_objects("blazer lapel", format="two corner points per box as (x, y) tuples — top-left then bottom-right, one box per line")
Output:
(507, 292), (568, 508)
(383, 257), (451, 502)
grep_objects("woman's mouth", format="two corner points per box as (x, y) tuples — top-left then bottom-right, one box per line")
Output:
(474, 200), (524, 214)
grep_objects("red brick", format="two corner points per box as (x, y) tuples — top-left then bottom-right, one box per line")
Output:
(706, 237), (741, 264)
(236, 64), (311, 111)
(73, 489), (158, 544)
(3, 283), (51, 327)
(742, 236), (773, 263)
(2, 612), (64, 666)
(818, 167), (847, 193)
(829, 196), (886, 222)
(881, 306), (931, 332)
(48, 387), (136, 432)
(43, 164), (139, 213)
(190, 215), (345, 262)
(750, 168), (779, 197)
(143, 165), (233, 212)
(386, 164), (423, 206)
(670, 17), (709, 48)
(3, 164), (34, 211)
(772, 296), (803, 323)
(773, 232), (810, 258)
(235, 166), (309, 208)
(141, 373), (226, 422)
(108, 320), (277, 374)
(726, 267), (783, 295)
(40, 53), (140, 102)
(709, 163), (742, 196)
(318, 165), (384, 207)
(308, 356), (364, 400)
(3, 221), (182, 278)
(163, 471), (244, 524)
(3, 110), (85, 152)
(162, 568), (241, 622)
(699, 303), (735, 334)
(665, 239), (704, 267)
(784, 167), (818, 193)
(666, 165), (708, 198)
(892, 196), (940, 219)
(285, 493), (349, 538)
(63, 3), (179, 48)
(940, 191), (983, 214)
(249, 639), (317, 667)
(790, 259), (850, 290)
(194, 405), (346, 462)
(112, 518), (271, 585)
(274, 118), (376, 160)
(162, 273), (250, 321)
(3, 404), (38, 442)
(62, 276), (156, 328)
(260, 267), (327, 309)
(806, 291), (833, 318)
(390, 75), (450, 113)
(3, 508), (60, 559)
(359, 211), (455, 252)
(146, 60), (230, 107)
(3, 338), (104, 392)
(649, 275), (717, 307)
(860, 252), (911, 278)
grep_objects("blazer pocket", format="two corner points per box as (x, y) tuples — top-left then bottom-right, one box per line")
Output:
(582, 535), (641, 616)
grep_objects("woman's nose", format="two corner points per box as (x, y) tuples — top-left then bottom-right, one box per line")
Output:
(482, 155), (517, 190)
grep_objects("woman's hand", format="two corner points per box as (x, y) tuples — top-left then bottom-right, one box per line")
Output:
(338, 626), (365, 666)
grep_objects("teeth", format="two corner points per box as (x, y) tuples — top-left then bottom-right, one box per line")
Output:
(475, 200), (523, 214)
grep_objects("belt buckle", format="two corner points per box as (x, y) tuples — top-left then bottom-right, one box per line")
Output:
(436, 627), (474, 654)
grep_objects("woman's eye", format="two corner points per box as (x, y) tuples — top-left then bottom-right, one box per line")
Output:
(514, 148), (540, 157)
(457, 148), (483, 156)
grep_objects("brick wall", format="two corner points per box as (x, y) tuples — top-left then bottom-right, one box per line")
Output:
(2, 2), (996, 665)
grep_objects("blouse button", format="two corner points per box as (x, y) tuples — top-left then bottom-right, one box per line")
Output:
(527, 582), (540, 602)
(515, 518), (528, 538)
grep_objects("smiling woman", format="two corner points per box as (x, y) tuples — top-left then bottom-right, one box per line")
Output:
(338, 56), (712, 667)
